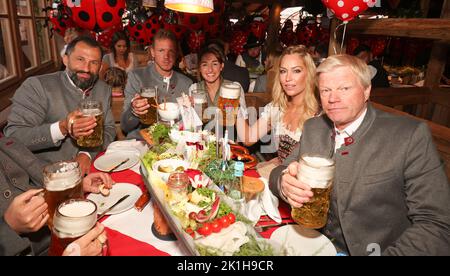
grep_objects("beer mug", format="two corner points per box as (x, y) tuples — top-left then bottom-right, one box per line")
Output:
(217, 83), (240, 126)
(192, 89), (208, 124)
(43, 161), (83, 229)
(48, 199), (106, 256)
(139, 87), (158, 126)
(77, 100), (104, 147)
(291, 155), (335, 229)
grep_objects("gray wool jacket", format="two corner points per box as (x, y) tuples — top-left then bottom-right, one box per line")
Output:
(269, 104), (450, 256)
(4, 71), (116, 163)
(121, 63), (192, 139)
(0, 135), (50, 256)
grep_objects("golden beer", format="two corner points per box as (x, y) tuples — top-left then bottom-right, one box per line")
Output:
(77, 100), (103, 148)
(48, 199), (97, 256)
(139, 87), (158, 125)
(43, 162), (83, 229)
(218, 83), (241, 126)
(291, 155), (335, 229)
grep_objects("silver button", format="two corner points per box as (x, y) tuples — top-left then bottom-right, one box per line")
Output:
(3, 190), (12, 199)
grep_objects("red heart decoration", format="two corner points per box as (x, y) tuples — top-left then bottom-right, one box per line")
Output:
(321, 0), (376, 22)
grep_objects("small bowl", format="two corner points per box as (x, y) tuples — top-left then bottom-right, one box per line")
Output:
(169, 129), (202, 143)
(158, 102), (180, 121)
(152, 159), (190, 182)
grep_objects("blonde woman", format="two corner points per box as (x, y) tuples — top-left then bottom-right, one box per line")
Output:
(237, 45), (319, 177)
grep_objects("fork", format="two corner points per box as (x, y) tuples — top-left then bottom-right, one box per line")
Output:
(254, 221), (297, 232)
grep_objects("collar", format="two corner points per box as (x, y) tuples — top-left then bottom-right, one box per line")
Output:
(334, 107), (368, 137)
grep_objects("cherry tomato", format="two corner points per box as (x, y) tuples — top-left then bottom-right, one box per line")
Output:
(219, 215), (231, 228)
(185, 227), (195, 238)
(189, 212), (197, 220)
(197, 222), (212, 236)
(211, 219), (222, 233)
(227, 213), (236, 224)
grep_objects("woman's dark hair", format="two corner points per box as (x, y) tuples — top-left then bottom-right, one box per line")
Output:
(197, 44), (226, 81)
(111, 31), (130, 61)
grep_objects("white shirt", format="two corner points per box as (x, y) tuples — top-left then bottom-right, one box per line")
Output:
(334, 107), (367, 152)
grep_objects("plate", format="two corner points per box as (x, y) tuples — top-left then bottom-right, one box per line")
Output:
(152, 159), (190, 182)
(269, 225), (337, 256)
(87, 183), (142, 215)
(94, 152), (139, 172)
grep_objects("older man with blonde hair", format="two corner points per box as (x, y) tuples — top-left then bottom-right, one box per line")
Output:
(269, 54), (450, 256)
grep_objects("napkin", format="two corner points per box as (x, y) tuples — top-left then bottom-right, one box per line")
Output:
(239, 178), (282, 224)
(195, 221), (249, 256)
(176, 95), (202, 131)
(105, 139), (149, 174)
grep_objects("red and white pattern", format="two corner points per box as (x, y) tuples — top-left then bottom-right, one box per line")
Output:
(322, 0), (377, 22)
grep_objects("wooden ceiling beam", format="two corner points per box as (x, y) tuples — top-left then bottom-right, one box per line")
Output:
(346, 18), (450, 41)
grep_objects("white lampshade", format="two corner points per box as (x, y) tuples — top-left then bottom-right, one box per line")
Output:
(164, 0), (213, 14)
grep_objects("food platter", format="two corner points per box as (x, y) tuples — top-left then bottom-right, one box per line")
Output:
(140, 123), (286, 256)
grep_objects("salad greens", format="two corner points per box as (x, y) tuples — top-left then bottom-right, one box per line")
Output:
(148, 123), (170, 145)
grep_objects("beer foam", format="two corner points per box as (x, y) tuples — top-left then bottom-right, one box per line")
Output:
(298, 156), (335, 189)
(81, 108), (102, 116)
(303, 156), (334, 167)
(59, 200), (96, 217)
(53, 200), (97, 238)
(44, 162), (81, 191)
(141, 91), (156, 98)
(220, 83), (241, 99)
(193, 97), (207, 104)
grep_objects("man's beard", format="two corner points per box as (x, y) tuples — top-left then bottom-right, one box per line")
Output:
(68, 69), (99, 90)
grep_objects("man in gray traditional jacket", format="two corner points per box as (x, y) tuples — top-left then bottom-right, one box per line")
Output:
(121, 29), (192, 139)
(270, 55), (450, 256)
(4, 36), (115, 175)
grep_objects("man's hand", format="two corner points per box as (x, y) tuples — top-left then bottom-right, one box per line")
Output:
(280, 162), (314, 208)
(66, 110), (97, 139)
(3, 189), (49, 234)
(82, 172), (114, 194)
(75, 153), (91, 176)
(63, 223), (107, 256)
(131, 93), (150, 116)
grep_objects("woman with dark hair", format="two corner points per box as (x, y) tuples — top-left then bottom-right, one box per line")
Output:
(100, 31), (137, 79)
(188, 45), (248, 131)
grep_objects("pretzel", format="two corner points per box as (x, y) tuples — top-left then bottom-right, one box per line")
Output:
(229, 144), (257, 169)
(229, 144), (249, 159)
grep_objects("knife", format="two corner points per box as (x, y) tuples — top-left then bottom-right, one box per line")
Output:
(97, 194), (130, 221)
(107, 158), (130, 173)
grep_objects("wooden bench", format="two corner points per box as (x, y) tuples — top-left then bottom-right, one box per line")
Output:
(111, 96), (125, 140)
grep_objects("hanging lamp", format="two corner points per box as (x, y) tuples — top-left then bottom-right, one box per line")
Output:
(164, 0), (213, 14)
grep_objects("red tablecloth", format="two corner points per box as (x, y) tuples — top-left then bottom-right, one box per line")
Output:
(90, 155), (292, 255)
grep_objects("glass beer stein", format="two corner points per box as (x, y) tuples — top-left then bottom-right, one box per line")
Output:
(77, 100), (104, 147)
(192, 89), (208, 124)
(217, 83), (241, 127)
(139, 87), (158, 126)
(43, 161), (83, 229)
(291, 155), (335, 229)
(48, 199), (102, 256)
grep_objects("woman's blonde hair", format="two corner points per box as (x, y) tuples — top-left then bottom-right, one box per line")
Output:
(271, 45), (318, 130)
(316, 54), (372, 89)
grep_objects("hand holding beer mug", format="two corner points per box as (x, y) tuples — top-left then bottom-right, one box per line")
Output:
(43, 161), (83, 229)
(76, 100), (104, 148)
(218, 83), (241, 126)
(49, 199), (109, 256)
(191, 89), (208, 124)
(289, 155), (335, 229)
(137, 87), (158, 125)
